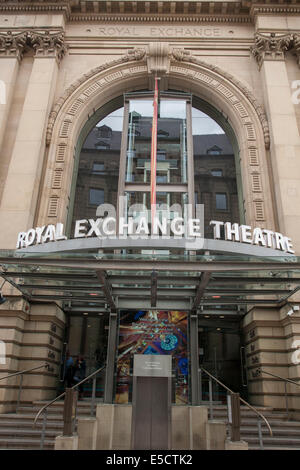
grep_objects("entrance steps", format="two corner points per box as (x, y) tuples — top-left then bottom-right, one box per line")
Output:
(0, 402), (299, 450)
(208, 404), (300, 450)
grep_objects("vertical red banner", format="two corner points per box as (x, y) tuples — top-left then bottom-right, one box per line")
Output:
(150, 77), (158, 228)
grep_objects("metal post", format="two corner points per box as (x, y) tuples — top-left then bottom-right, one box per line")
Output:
(90, 376), (97, 416)
(208, 376), (213, 420)
(190, 312), (199, 405)
(231, 392), (241, 442)
(63, 388), (77, 436)
(40, 409), (47, 450)
(198, 369), (202, 404)
(73, 393), (78, 434)
(227, 393), (232, 440)
(104, 311), (118, 403)
(284, 382), (289, 418)
(227, 393), (232, 424)
(258, 419), (263, 450)
(16, 374), (23, 413)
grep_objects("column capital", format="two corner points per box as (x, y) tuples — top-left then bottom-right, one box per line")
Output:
(28, 31), (68, 65)
(0, 30), (27, 62)
(250, 32), (292, 69)
(292, 33), (300, 68)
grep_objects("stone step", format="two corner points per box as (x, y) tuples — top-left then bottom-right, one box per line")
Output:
(0, 428), (61, 438)
(248, 446), (299, 451)
(243, 436), (300, 447)
(240, 426), (300, 436)
(17, 406), (95, 416)
(0, 438), (54, 449)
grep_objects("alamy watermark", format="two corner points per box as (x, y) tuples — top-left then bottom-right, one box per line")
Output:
(0, 80), (6, 105)
(291, 80), (300, 105)
(291, 339), (300, 365)
(0, 340), (6, 365)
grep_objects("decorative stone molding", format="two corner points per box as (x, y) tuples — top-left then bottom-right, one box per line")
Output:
(0, 29), (68, 64)
(46, 47), (269, 150)
(147, 42), (170, 76)
(170, 48), (270, 151)
(293, 34), (300, 68)
(0, 30), (27, 61)
(46, 47), (146, 145)
(250, 32), (292, 69)
(40, 47), (275, 233)
(28, 31), (68, 64)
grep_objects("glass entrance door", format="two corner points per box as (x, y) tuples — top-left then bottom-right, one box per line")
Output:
(198, 318), (247, 402)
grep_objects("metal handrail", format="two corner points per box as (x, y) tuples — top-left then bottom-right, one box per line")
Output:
(34, 365), (106, 426)
(0, 363), (48, 381)
(258, 368), (300, 418)
(258, 368), (300, 387)
(0, 363), (49, 413)
(200, 367), (273, 437)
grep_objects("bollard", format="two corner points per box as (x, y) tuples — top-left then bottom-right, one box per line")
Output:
(63, 388), (78, 436)
(231, 393), (241, 442)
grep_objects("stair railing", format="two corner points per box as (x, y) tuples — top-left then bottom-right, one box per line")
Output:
(258, 368), (300, 419)
(33, 365), (105, 449)
(0, 363), (49, 412)
(199, 367), (272, 448)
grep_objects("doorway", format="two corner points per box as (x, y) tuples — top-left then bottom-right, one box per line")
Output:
(198, 318), (247, 402)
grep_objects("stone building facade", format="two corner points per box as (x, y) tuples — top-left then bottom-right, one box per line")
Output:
(0, 0), (300, 419)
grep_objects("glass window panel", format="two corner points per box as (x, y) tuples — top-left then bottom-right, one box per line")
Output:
(192, 107), (239, 238)
(71, 107), (123, 233)
(211, 169), (223, 177)
(92, 163), (105, 174)
(89, 188), (104, 205)
(215, 193), (227, 210)
(125, 191), (188, 223)
(126, 98), (188, 184)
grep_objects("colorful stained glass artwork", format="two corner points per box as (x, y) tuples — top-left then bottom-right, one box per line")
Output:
(115, 310), (188, 404)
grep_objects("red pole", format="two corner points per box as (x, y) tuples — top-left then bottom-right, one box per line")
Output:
(150, 77), (158, 229)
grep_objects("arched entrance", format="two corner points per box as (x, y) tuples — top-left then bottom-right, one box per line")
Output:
(33, 46), (281, 405)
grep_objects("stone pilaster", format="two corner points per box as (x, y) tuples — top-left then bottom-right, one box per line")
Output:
(251, 32), (300, 253)
(243, 306), (300, 414)
(0, 287), (65, 412)
(0, 31), (27, 169)
(0, 31), (67, 249)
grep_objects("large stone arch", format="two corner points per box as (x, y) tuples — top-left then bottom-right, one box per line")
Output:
(37, 47), (276, 232)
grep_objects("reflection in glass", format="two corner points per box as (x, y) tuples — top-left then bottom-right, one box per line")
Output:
(192, 107), (239, 238)
(71, 108), (123, 232)
(126, 99), (187, 184)
(124, 191), (188, 226)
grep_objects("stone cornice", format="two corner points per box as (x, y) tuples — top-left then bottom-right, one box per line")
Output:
(69, 14), (251, 23)
(1, 1), (300, 24)
(0, 1), (71, 18)
(0, 29), (68, 64)
(250, 4), (300, 16)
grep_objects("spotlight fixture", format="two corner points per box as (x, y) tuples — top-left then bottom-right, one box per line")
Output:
(287, 305), (299, 316)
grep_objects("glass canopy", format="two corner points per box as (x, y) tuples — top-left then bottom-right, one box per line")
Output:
(1, 250), (300, 318)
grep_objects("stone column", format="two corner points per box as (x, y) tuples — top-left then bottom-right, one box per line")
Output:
(251, 32), (300, 252)
(0, 31), (67, 249)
